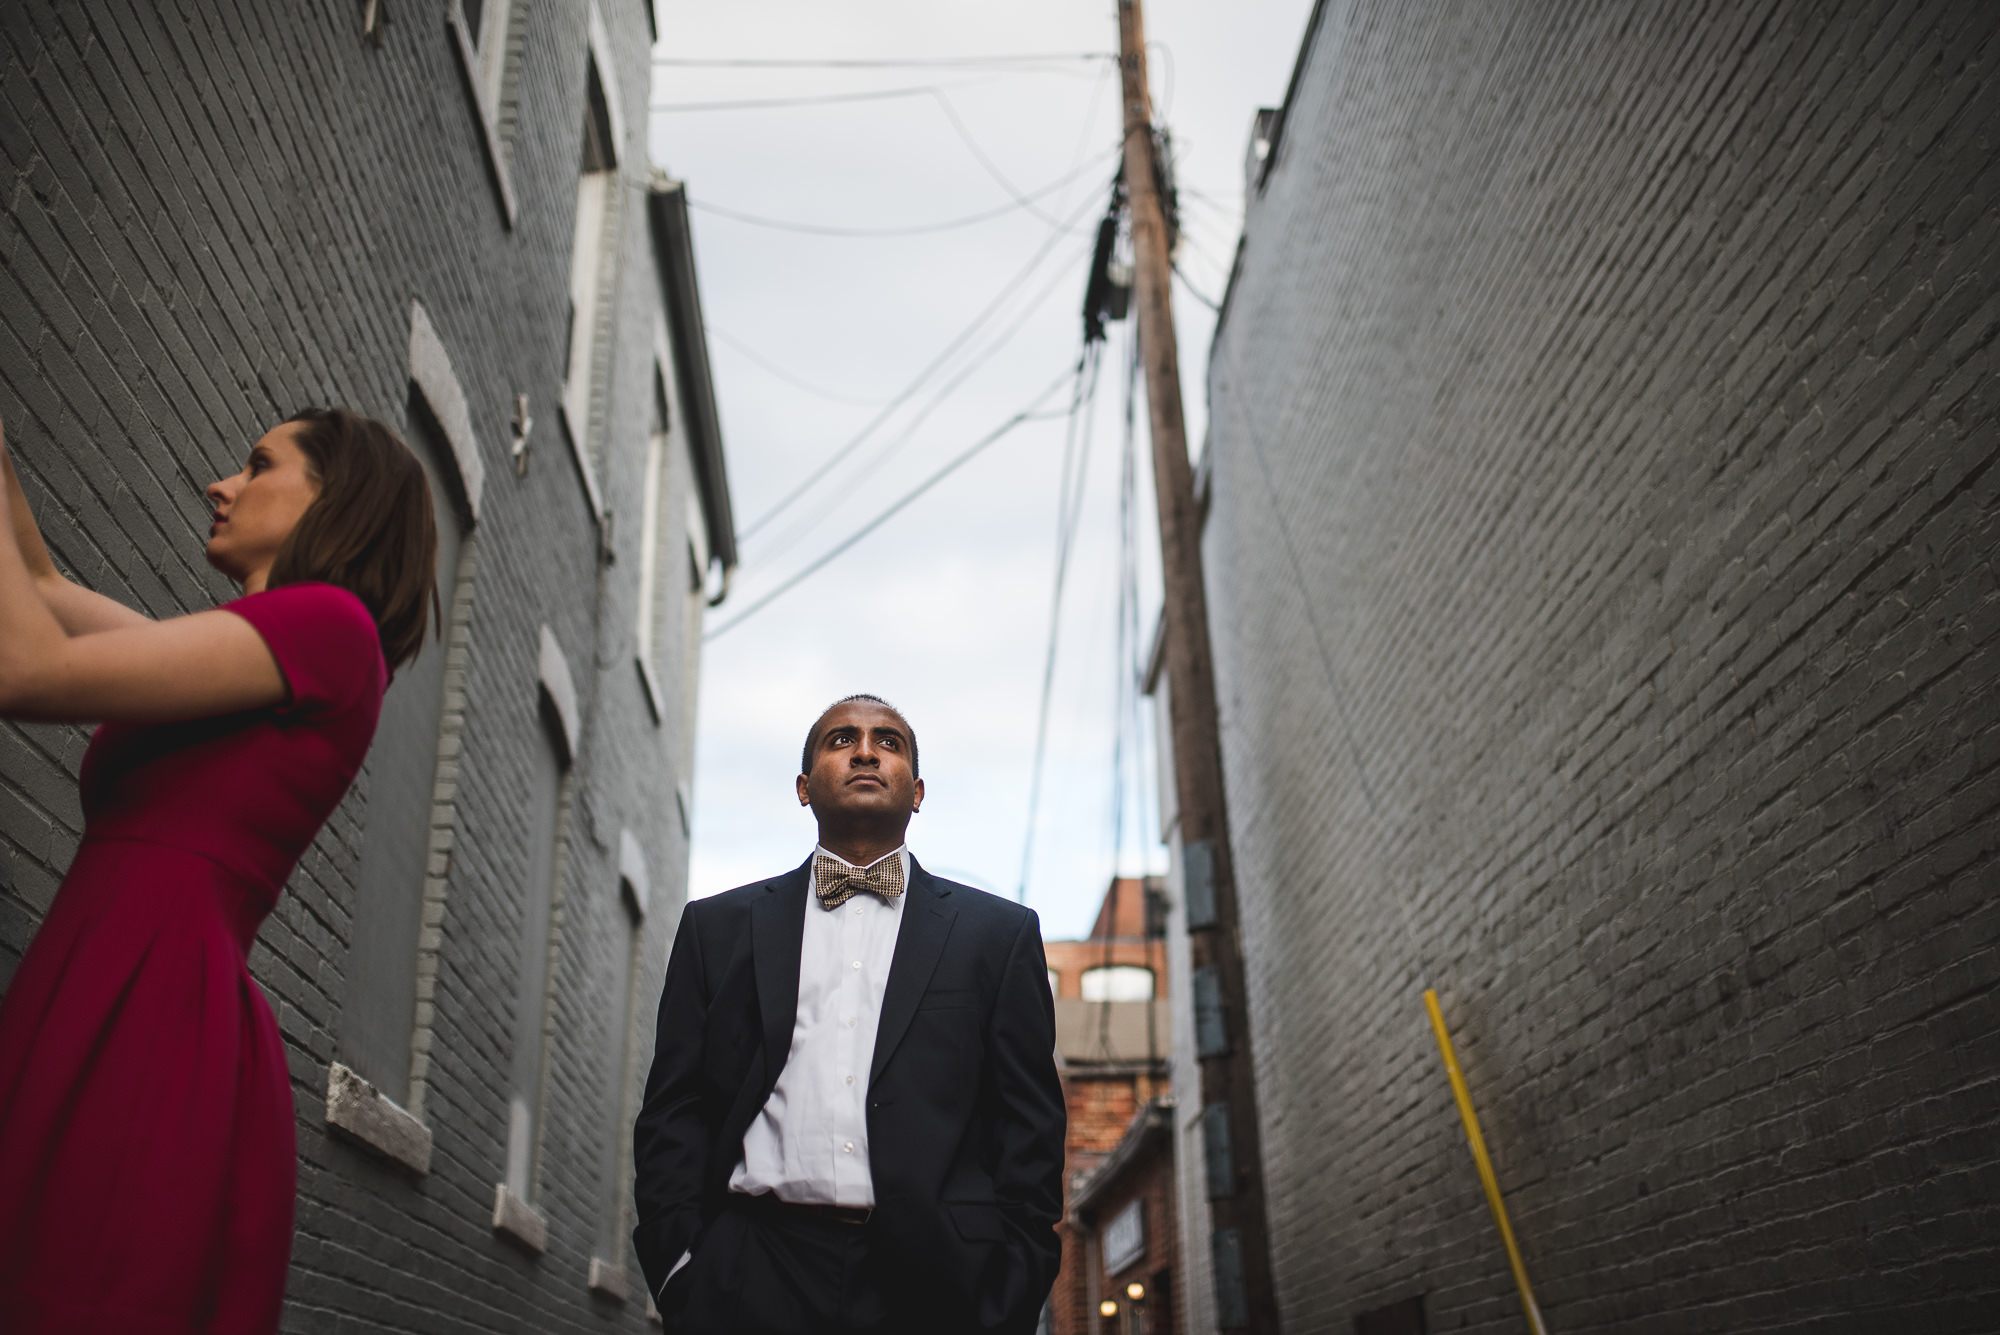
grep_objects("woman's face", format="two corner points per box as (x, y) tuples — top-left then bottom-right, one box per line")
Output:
(205, 425), (319, 592)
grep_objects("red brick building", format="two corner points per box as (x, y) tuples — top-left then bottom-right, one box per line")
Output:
(1044, 879), (1180, 1335)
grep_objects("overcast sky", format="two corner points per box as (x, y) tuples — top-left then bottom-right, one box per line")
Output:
(649, 0), (1315, 940)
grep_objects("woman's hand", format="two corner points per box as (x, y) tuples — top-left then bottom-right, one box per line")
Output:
(0, 415), (152, 635)
(0, 413), (286, 724)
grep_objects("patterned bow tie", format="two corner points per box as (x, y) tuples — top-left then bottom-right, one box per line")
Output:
(814, 851), (905, 910)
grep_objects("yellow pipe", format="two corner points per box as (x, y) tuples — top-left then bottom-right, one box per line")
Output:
(1424, 989), (1548, 1335)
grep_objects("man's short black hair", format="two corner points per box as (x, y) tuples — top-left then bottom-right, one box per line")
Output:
(801, 694), (919, 780)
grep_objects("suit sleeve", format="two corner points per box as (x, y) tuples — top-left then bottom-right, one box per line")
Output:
(984, 908), (1067, 1326)
(631, 901), (712, 1300)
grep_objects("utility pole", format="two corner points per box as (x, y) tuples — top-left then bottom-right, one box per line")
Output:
(1115, 1), (1280, 1330)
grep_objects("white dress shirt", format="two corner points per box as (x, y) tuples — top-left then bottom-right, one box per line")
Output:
(727, 845), (909, 1207)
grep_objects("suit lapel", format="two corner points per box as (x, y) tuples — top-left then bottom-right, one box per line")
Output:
(751, 859), (811, 1085)
(869, 857), (959, 1088)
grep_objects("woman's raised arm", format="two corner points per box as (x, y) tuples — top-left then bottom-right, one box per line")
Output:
(0, 443), (287, 724)
(1, 428), (155, 636)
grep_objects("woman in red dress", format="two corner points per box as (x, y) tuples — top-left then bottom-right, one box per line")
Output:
(0, 408), (437, 1334)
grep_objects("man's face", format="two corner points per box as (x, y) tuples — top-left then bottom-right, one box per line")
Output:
(797, 700), (923, 827)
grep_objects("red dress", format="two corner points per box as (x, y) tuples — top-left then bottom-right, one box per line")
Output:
(0, 582), (386, 1334)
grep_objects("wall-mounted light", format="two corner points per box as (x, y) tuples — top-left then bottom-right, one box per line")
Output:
(1126, 1282), (1146, 1301)
(1099, 1299), (1119, 1317)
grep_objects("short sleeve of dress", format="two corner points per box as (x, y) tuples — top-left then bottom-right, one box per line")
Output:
(225, 583), (387, 718)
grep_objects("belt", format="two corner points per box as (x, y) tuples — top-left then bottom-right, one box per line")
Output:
(732, 1192), (874, 1227)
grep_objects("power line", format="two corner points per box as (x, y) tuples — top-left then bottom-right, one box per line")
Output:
(704, 325), (890, 407)
(651, 54), (1112, 69)
(735, 181), (1112, 542)
(747, 229), (1099, 568)
(1171, 259), (1222, 311)
(1016, 342), (1106, 902)
(684, 148), (1113, 238)
(649, 81), (984, 113)
(704, 359), (1085, 641)
(929, 88), (1070, 229)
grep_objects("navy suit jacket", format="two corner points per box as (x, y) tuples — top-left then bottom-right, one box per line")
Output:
(632, 856), (1066, 1333)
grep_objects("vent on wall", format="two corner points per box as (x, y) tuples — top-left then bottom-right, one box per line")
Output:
(1354, 1294), (1427, 1335)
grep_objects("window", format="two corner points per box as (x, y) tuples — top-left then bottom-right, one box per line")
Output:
(447, 0), (526, 223)
(559, 19), (626, 511)
(634, 364), (670, 715)
(589, 832), (651, 1299)
(336, 322), (478, 1123)
(462, 0), (513, 114)
(1102, 1198), (1146, 1274)
(1081, 964), (1155, 1002)
(505, 698), (567, 1207)
(497, 627), (580, 1249)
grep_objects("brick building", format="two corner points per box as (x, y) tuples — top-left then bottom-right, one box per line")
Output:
(1046, 878), (1181, 1335)
(0, 4), (733, 1331)
(1148, 1), (2000, 1331)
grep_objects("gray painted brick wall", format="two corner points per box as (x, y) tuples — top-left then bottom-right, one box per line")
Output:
(1185, 0), (2000, 1329)
(0, 3), (716, 1330)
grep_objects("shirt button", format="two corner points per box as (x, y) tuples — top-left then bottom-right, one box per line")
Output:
(846, 1017), (856, 1027)
(846, 1074), (855, 1085)
(852, 960), (861, 970)
(853, 905), (863, 915)
(844, 1141), (854, 1154)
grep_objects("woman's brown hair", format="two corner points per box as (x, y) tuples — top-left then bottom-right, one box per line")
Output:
(267, 408), (440, 670)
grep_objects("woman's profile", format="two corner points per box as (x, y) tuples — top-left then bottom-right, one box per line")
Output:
(0, 408), (438, 1334)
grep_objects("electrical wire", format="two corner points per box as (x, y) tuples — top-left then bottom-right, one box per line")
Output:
(705, 325), (891, 407)
(652, 54), (1113, 69)
(1172, 260), (1223, 312)
(703, 358), (1086, 641)
(929, 88), (1071, 230)
(1095, 330), (1146, 1059)
(649, 81), (987, 113)
(1016, 342), (1106, 903)
(685, 148), (1114, 238)
(747, 228), (1099, 568)
(736, 181), (1112, 543)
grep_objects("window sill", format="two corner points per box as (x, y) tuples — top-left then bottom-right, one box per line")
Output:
(559, 395), (608, 523)
(588, 1256), (632, 1303)
(636, 654), (664, 725)
(493, 1182), (549, 1254)
(445, 2), (517, 229)
(324, 1062), (433, 1175)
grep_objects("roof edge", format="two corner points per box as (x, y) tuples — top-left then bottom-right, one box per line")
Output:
(1069, 1097), (1175, 1219)
(646, 171), (738, 571)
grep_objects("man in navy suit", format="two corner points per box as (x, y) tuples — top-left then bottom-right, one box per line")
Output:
(633, 695), (1065, 1334)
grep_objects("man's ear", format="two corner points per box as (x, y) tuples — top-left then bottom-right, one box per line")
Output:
(796, 773), (811, 807)
(910, 777), (924, 814)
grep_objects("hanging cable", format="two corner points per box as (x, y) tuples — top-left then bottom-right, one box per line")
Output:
(704, 357), (1086, 640)
(705, 325), (893, 407)
(748, 229), (1099, 568)
(1096, 329), (1143, 1057)
(685, 149), (1115, 238)
(652, 54), (1113, 70)
(1171, 259), (1222, 312)
(1015, 342), (1107, 903)
(737, 174), (1115, 543)
(650, 81), (987, 113)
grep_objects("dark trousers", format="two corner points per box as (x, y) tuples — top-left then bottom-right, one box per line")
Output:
(663, 1194), (901, 1335)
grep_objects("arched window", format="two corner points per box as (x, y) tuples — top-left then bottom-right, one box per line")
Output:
(1080, 965), (1155, 1002)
